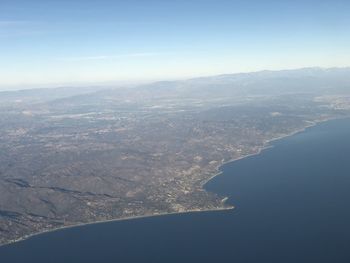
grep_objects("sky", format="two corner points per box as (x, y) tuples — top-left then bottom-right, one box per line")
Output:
(0, 0), (349, 89)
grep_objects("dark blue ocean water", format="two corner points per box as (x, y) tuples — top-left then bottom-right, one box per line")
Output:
(1, 118), (350, 263)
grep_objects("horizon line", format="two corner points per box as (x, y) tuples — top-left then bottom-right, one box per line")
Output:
(1, 65), (349, 92)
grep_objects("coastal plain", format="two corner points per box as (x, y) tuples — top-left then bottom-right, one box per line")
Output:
(1, 68), (350, 245)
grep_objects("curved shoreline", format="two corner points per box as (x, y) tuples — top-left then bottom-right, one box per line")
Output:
(2, 205), (234, 248)
(1, 116), (345, 249)
(201, 118), (326, 189)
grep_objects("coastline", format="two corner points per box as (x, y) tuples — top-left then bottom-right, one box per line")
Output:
(1, 116), (346, 249)
(1, 205), (234, 248)
(200, 117), (328, 190)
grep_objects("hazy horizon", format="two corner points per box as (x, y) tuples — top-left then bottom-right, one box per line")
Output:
(1, 66), (350, 92)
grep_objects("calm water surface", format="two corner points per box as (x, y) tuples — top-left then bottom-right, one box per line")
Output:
(1, 118), (350, 263)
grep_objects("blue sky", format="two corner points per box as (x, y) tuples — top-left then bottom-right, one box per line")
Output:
(0, 0), (349, 88)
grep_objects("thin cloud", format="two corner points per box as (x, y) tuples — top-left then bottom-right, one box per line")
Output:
(0, 20), (32, 27)
(0, 20), (43, 38)
(56, 53), (160, 62)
